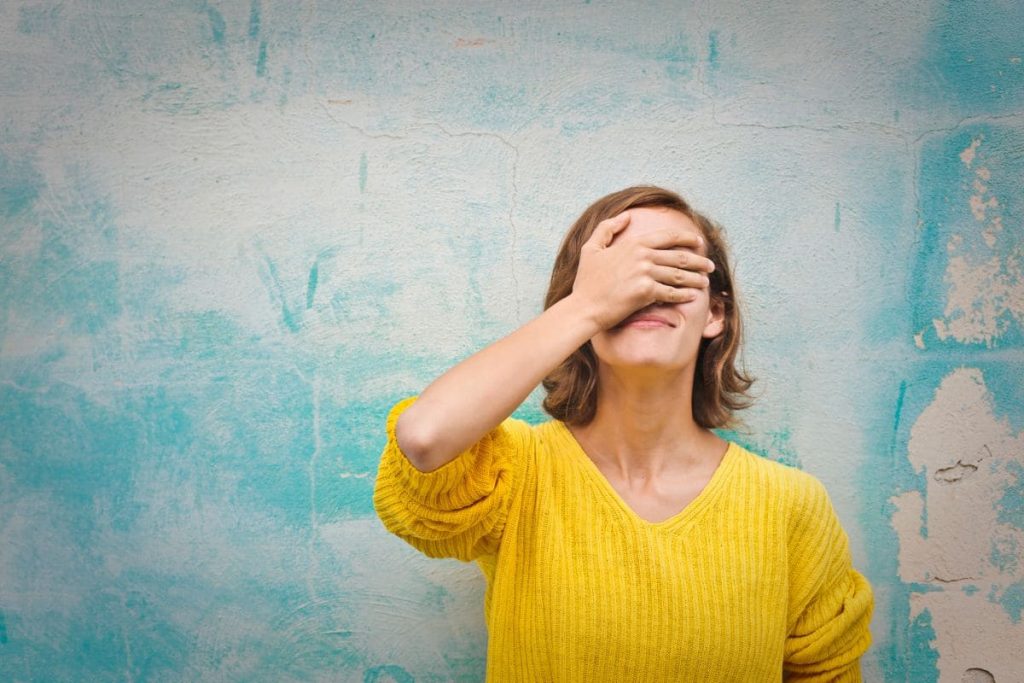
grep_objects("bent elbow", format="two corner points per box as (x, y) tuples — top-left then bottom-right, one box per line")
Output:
(394, 411), (438, 471)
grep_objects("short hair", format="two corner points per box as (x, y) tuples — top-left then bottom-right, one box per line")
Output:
(541, 185), (755, 429)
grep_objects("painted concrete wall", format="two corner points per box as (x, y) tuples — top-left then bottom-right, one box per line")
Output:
(1, 1), (1021, 681)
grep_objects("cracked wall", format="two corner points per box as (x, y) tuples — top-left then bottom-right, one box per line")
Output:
(0, 1), (1022, 681)
(891, 370), (1023, 681)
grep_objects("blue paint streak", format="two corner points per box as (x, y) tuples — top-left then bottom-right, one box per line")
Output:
(207, 6), (226, 45)
(359, 152), (368, 193)
(708, 30), (719, 68)
(0, 153), (43, 217)
(248, 0), (261, 39)
(889, 380), (907, 459)
(990, 535), (1019, 574)
(996, 580), (1024, 624)
(257, 40), (268, 76)
(996, 460), (1024, 530)
(833, 201), (840, 232)
(907, 607), (940, 681)
(907, 582), (944, 594)
(364, 664), (415, 683)
(306, 261), (319, 309)
(259, 254), (300, 333)
(919, 499), (928, 541)
(861, 373), (933, 682)
(890, 379), (929, 539)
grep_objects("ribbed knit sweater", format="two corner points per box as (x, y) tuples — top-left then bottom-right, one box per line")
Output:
(373, 395), (874, 682)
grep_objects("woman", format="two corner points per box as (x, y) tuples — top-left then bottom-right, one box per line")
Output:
(373, 186), (874, 681)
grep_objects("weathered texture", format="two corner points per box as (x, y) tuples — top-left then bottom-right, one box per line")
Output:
(0, 1), (1021, 681)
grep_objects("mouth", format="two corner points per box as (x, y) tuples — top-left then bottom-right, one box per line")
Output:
(614, 314), (675, 329)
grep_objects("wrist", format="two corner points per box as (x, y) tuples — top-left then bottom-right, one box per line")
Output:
(553, 293), (605, 340)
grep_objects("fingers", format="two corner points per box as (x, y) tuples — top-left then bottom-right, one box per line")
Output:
(655, 282), (697, 303)
(588, 211), (631, 249)
(647, 246), (716, 273)
(649, 264), (710, 290)
(638, 228), (705, 253)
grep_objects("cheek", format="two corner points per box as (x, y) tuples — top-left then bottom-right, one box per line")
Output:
(672, 293), (710, 314)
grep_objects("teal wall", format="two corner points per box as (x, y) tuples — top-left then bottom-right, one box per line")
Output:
(1, 1), (1022, 681)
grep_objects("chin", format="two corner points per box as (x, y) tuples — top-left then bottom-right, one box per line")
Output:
(593, 336), (698, 369)
(593, 327), (704, 366)
(602, 347), (690, 369)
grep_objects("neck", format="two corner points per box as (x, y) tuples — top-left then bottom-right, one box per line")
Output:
(573, 363), (720, 478)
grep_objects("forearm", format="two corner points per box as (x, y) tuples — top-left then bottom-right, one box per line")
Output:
(397, 294), (601, 471)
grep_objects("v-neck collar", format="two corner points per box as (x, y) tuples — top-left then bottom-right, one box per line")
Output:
(551, 420), (741, 533)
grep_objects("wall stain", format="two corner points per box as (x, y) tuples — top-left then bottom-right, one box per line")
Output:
(995, 460), (1024, 530)
(206, 5), (226, 46)
(363, 664), (414, 682)
(257, 40), (268, 77)
(306, 261), (319, 309)
(248, 0), (261, 40)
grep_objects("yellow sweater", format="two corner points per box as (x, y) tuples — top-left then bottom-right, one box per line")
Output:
(373, 396), (874, 682)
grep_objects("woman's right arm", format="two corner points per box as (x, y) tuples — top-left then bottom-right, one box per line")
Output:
(395, 293), (602, 472)
(397, 211), (713, 472)
(374, 291), (604, 561)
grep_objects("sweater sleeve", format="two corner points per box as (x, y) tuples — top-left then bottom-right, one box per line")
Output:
(372, 395), (534, 563)
(783, 473), (875, 682)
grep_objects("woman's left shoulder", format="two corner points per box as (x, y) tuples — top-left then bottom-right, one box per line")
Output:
(727, 441), (830, 510)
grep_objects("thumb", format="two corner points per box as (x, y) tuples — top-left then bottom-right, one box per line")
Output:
(591, 211), (631, 249)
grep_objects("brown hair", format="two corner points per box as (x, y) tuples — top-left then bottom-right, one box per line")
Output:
(541, 185), (755, 429)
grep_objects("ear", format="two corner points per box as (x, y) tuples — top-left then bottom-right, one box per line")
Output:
(701, 297), (726, 339)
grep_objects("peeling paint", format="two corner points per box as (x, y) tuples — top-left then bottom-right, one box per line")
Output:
(913, 124), (1024, 350)
(890, 368), (1024, 680)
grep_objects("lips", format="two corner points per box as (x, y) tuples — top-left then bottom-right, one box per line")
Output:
(616, 313), (675, 328)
